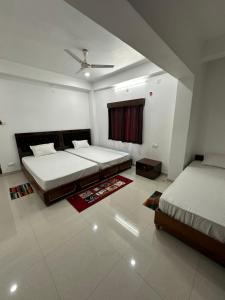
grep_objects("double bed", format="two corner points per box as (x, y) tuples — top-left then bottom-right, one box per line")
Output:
(155, 158), (225, 266)
(15, 129), (132, 205)
(66, 146), (131, 177)
(22, 151), (99, 191)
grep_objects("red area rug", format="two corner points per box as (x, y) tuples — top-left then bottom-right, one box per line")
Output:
(67, 175), (133, 212)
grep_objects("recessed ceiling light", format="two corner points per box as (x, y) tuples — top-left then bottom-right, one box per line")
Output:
(84, 71), (90, 78)
(92, 224), (98, 231)
(10, 284), (18, 294)
(130, 258), (136, 267)
(114, 76), (148, 91)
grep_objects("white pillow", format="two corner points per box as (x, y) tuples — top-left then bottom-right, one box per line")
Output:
(202, 153), (225, 169)
(72, 140), (89, 150)
(30, 143), (56, 157)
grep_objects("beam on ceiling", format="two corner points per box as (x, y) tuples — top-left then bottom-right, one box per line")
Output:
(202, 34), (225, 63)
(64, 0), (193, 80)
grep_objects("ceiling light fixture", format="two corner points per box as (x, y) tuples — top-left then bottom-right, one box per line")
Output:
(10, 284), (18, 294)
(114, 76), (148, 91)
(84, 71), (90, 78)
(92, 224), (98, 231)
(130, 258), (136, 267)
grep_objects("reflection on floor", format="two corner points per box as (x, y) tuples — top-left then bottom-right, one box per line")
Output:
(0, 167), (224, 300)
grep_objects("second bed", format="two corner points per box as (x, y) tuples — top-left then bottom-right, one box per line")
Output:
(158, 160), (225, 243)
(155, 159), (225, 266)
(66, 145), (132, 177)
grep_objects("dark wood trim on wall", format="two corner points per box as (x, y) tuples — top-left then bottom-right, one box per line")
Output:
(107, 98), (145, 108)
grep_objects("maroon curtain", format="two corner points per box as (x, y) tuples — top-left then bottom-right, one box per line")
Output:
(124, 105), (143, 144)
(108, 107), (124, 141)
(108, 105), (143, 144)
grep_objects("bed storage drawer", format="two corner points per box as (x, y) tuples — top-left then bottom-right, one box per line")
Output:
(119, 159), (132, 171)
(79, 172), (100, 189)
(44, 181), (78, 205)
(101, 165), (120, 178)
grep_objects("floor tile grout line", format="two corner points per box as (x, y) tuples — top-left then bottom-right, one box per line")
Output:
(27, 206), (198, 300)
(85, 255), (123, 300)
(3, 169), (211, 300)
(27, 215), (63, 300)
(83, 223), (127, 300)
(85, 250), (166, 300)
(42, 224), (89, 258)
(136, 270), (167, 300)
(28, 210), (121, 300)
(133, 246), (201, 300)
(187, 255), (201, 300)
(28, 208), (89, 258)
(119, 254), (166, 300)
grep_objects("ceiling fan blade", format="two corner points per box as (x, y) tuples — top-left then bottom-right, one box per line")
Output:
(64, 49), (83, 64)
(76, 68), (83, 74)
(90, 64), (114, 68)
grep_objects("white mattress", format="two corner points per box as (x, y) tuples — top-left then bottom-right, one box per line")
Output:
(159, 161), (225, 243)
(22, 151), (99, 191)
(66, 146), (131, 169)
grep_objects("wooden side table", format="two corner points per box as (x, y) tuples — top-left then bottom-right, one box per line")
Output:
(136, 158), (162, 179)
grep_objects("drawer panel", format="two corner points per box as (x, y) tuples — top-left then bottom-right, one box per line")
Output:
(136, 163), (153, 171)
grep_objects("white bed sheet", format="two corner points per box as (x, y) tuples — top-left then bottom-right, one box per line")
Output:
(22, 151), (99, 191)
(159, 161), (225, 243)
(66, 146), (131, 169)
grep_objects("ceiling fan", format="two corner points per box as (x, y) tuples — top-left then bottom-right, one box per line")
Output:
(64, 48), (114, 77)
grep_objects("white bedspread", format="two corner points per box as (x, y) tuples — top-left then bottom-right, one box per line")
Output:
(66, 146), (131, 169)
(159, 161), (225, 243)
(22, 151), (99, 191)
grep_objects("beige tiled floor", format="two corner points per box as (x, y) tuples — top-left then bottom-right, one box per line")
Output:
(0, 168), (225, 299)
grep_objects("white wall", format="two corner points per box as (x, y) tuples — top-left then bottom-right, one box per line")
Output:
(0, 77), (90, 173)
(185, 65), (206, 164)
(92, 73), (178, 173)
(93, 61), (162, 90)
(168, 77), (194, 180)
(194, 57), (225, 154)
(0, 59), (91, 91)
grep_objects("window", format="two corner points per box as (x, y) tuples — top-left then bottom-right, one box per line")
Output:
(108, 98), (145, 144)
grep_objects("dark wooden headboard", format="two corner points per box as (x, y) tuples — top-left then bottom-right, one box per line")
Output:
(62, 129), (91, 149)
(15, 129), (91, 160)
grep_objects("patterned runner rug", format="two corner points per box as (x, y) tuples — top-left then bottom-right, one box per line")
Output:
(10, 183), (34, 200)
(67, 175), (133, 212)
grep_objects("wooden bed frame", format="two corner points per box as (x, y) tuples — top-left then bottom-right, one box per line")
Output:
(15, 129), (132, 206)
(154, 155), (225, 267)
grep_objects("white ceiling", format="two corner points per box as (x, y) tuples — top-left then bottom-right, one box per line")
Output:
(0, 0), (145, 82)
(129, 0), (225, 72)
(129, 0), (225, 42)
(64, 0), (193, 80)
